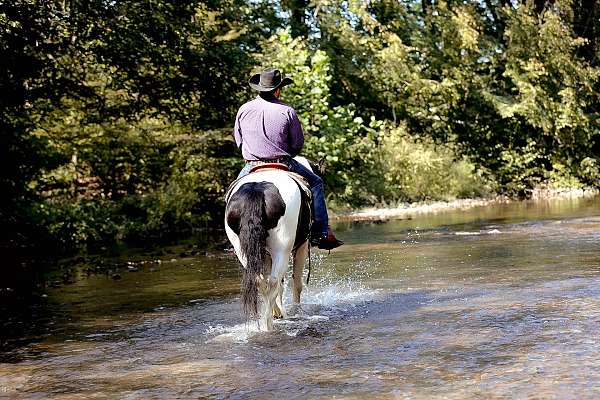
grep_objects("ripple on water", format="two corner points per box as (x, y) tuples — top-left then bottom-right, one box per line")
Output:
(204, 275), (383, 343)
(4, 197), (600, 398)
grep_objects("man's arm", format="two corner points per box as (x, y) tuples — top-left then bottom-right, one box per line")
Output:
(233, 110), (243, 150)
(288, 109), (304, 157)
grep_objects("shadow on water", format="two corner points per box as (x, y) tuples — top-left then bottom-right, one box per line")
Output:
(0, 240), (238, 359)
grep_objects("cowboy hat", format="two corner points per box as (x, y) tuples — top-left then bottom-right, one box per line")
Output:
(248, 68), (293, 92)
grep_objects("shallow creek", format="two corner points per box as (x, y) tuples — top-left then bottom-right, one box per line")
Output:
(2, 196), (600, 399)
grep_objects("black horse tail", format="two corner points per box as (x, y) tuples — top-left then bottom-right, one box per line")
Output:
(238, 189), (267, 318)
(226, 181), (286, 319)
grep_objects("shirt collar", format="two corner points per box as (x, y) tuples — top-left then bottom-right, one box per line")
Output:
(257, 94), (284, 105)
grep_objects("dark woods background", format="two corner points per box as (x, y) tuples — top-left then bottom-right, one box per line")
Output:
(2, 0), (599, 257)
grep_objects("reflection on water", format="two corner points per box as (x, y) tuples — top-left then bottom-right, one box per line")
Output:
(2, 196), (600, 398)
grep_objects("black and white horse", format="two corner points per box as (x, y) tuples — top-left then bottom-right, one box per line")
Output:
(225, 157), (312, 330)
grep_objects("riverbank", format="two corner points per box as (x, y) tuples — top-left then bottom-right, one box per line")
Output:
(7, 187), (598, 275)
(333, 188), (599, 222)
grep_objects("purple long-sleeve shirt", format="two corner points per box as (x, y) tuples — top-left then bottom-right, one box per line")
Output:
(233, 95), (304, 161)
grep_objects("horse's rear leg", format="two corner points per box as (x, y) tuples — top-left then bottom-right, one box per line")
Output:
(271, 251), (288, 319)
(292, 241), (308, 304)
(272, 279), (285, 319)
(260, 252), (288, 331)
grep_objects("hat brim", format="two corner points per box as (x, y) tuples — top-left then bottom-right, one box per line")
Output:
(248, 74), (293, 92)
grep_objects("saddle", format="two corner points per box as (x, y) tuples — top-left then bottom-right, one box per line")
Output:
(225, 163), (311, 203)
(249, 162), (289, 174)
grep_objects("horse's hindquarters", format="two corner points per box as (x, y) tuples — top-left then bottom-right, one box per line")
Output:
(224, 172), (306, 330)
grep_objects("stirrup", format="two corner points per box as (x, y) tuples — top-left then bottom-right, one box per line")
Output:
(310, 232), (344, 250)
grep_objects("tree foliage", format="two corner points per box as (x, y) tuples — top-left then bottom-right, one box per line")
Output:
(2, 0), (600, 252)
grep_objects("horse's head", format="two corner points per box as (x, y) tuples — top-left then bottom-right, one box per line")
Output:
(307, 157), (326, 178)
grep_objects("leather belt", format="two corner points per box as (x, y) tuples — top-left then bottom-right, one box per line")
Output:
(246, 157), (290, 165)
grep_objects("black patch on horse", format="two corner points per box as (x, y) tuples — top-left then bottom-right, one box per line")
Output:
(293, 186), (311, 249)
(225, 181), (286, 235)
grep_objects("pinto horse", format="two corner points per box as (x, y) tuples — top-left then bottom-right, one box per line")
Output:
(224, 157), (312, 331)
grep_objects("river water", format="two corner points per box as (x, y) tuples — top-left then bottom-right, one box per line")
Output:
(2, 196), (600, 399)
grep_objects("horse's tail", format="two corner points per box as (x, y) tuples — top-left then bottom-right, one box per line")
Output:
(238, 188), (268, 318)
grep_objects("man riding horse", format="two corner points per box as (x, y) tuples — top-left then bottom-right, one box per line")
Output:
(233, 68), (343, 250)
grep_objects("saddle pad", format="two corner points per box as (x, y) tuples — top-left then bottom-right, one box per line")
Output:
(287, 172), (312, 199)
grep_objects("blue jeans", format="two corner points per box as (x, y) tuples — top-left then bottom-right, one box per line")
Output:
(237, 160), (329, 236)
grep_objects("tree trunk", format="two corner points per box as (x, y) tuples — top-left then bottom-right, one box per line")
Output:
(533, 0), (556, 14)
(573, 0), (598, 63)
(422, 0), (432, 16)
(283, 0), (310, 38)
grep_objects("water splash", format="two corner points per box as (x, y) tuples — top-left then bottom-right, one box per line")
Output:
(204, 255), (384, 343)
(204, 322), (263, 343)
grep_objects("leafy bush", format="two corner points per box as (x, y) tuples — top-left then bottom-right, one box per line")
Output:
(6, 0), (600, 254)
(262, 30), (490, 207)
(379, 126), (491, 203)
(580, 158), (600, 187)
(30, 105), (240, 248)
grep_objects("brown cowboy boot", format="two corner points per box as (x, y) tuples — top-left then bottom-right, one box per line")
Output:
(316, 226), (344, 250)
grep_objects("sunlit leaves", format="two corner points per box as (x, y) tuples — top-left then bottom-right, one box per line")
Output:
(5, 0), (600, 251)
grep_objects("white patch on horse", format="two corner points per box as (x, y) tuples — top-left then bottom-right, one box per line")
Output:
(225, 158), (312, 331)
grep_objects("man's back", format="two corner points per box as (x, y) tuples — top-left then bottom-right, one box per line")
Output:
(234, 95), (304, 161)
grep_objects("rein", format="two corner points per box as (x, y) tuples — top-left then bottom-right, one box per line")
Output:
(306, 243), (311, 285)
